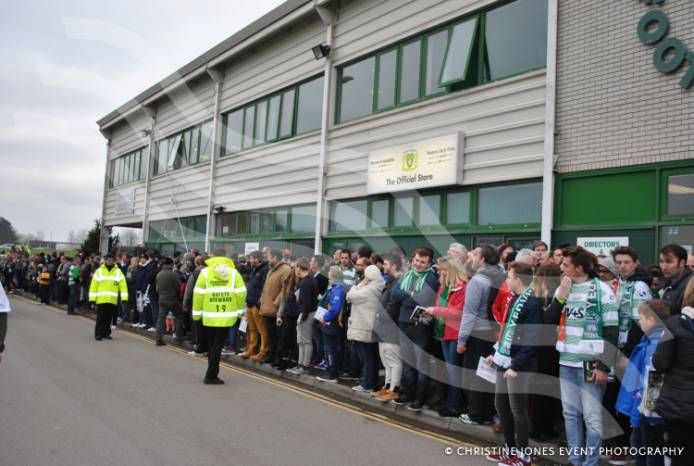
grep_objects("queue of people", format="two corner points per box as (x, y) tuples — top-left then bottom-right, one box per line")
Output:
(3, 240), (694, 466)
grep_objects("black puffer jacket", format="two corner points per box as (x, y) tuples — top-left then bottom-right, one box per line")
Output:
(652, 306), (694, 424)
(246, 262), (269, 308)
(661, 267), (692, 315)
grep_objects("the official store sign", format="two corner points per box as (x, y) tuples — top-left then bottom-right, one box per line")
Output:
(367, 133), (464, 195)
(637, 0), (694, 90)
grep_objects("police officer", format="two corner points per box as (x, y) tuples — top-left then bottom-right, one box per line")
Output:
(193, 248), (246, 384)
(89, 254), (128, 341)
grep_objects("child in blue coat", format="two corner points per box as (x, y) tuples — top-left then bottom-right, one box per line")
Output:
(616, 299), (671, 466)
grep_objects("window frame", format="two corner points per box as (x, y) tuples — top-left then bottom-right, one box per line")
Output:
(438, 15), (480, 88)
(660, 167), (694, 223)
(108, 147), (147, 189)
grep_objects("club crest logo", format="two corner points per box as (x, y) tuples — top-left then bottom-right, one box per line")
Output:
(402, 149), (418, 171)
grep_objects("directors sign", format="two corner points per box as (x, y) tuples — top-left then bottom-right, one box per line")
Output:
(367, 133), (464, 195)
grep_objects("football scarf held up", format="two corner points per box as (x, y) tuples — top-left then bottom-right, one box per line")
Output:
(493, 286), (533, 369)
(556, 278), (605, 356)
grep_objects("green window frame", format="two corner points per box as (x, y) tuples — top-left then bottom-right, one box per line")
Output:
(214, 204), (316, 239)
(660, 167), (694, 222)
(153, 120), (213, 176)
(335, 0), (549, 124)
(221, 75), (323, 156)
(327, 181), (540, 236)
(109, 147), (146, 188)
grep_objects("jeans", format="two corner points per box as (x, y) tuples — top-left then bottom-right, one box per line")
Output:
(559, 364), (606, 466)
(67, 283), (80, 314)
(441, 339), (465, 414)
(631, 423), (665, 466)
(225, 321), (239, 349)
(354, 341), (379, 390)
(321, 330), (340, 380)
(150, 300), (159, 327)
(495, 360), (537, 450)
(312, 318), (324, 363)
(399, 322), (433, 403)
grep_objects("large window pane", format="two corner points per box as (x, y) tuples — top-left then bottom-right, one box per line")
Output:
(266, 94), (281, 141)
(478, 183), (542, 225)
(376, 50), (396, 110)
(275, 209), (288, 232)
(667, 174), (694, 216)
(485, 0), (548, 80)
(279, 89), (295, 138)
(439, 17), (478, 86)
(242, 106), (255, 149)
(166, 134), (183, 171)
(446, 191), (471, 224)
(218, 214), (235, 236)
(400, 40), (421, 103)
(183, 128), (196, 165)
(331, 200), (367, 232)
(114, 158), (121, 186)
(199, 121), (213, 162)
(236, 213), (248, 235)
(255, 100), (267, 145)
(660, 225), (694, 248)
(250, 212), (260, 235)
(419, 194), (441, 225)
(371, 199), (389, 229)
(291, 205), (315, 233)
(296, 77), (324, 134)
(224, 110), (243, 154)
(425, 30), (448, 96)
(338, 57), (375, 122)
(393, 197), (414, 227)
(261, 211), (273, 232)
(156, 140), (168, 175)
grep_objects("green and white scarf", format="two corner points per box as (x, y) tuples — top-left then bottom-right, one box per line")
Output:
(493, 286), (533, 369)
(399, 268), (431, 294)
(557, 278), (604, 357)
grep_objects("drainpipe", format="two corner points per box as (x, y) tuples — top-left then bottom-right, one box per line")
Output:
(141, 106), (156, 245)
(541, 0), (558, 246)
(313, 2), (335, 255)
(99, 135), (112, 255)
(205, 68), (224, 253)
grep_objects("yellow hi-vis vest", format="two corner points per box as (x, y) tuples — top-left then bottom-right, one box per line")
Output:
(192, 256), (246, 327)
(89, 264), (128, 305)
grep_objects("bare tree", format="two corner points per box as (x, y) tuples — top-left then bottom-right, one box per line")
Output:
(35, 230), (46, 241)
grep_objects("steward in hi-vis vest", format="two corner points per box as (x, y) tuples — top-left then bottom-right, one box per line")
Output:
(89, 255), (128, 341)
(193, 251), (246, 384)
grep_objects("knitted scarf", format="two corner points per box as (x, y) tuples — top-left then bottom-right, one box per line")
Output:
(493, 286), (533, 368)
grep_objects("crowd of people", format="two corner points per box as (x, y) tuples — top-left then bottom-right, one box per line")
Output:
(2, 240), (694, 466)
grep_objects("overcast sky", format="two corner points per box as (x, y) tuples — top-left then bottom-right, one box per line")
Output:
(0, 0), (284, 242)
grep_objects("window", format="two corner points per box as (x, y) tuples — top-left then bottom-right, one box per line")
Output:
(400, 40), (421, 103)
(296, 77), (323, 134)
(667, 173), (694, 215)
(376, 50), (397, 110)
(255, 100), (268, 146)
(371, 199), (390, 228)
(149, 215), (206, 242)
(242, 106), (255, 149)
(261, 211), (273, 232)
(439, 17), (478, 86)
(279, 89), (295, 138)
(660, 225), (694, 247)
(334, 0), (548, 123)
(446, 191), (471, 224)
(109, 148), (145, 188)
(330, 200), (368, 232)
(425, 30), (449, 96)
(250, 212), (261, 235)
(275, 209), (288, 232)
(267, 94), (281, 141)
(338, 57), (375, 122)
(154, 120), (212, 174)
(199, 120), (213, 162)
(419, 194), (441, 225)
(393, 197), (414, 227)
(478, 183), (542, 225)
(220, 76), (323, 155)
(224, 110), (243, 155)
(484, 0), (548, 81)
(291, 205), (315, 233)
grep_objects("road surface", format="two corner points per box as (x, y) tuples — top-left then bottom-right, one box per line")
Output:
(0, 296), (491, 466)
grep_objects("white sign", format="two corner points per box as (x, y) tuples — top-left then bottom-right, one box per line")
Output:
(244, 242), (260, 256)
(114, 188), (136, 217)
(367, 133), (464, 195)
(577, 237), (629, 256)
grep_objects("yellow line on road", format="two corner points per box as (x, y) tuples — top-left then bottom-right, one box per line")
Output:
(19, 294), (485, 452)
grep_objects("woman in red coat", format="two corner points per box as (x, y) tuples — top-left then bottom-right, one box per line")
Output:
(425, 256), (473, 417)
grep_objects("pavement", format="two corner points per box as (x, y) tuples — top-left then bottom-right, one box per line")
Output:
(0, 295), (499, 466)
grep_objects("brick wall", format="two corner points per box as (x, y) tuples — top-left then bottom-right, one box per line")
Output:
(555, 0), (694, 173)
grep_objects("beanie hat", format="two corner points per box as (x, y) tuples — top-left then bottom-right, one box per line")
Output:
(364, 265), (383, 283)
(599, 256), (619, 276)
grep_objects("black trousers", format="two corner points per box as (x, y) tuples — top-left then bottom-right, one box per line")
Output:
(462, 330), (496, 423)
(194, 320), (209, 353)
(262, 315), (278, 361)
(276, 315), (298, 363)
(666, 421), (694, 466)
(205, 326), (230, 380)
(95, 303), (116, 339)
